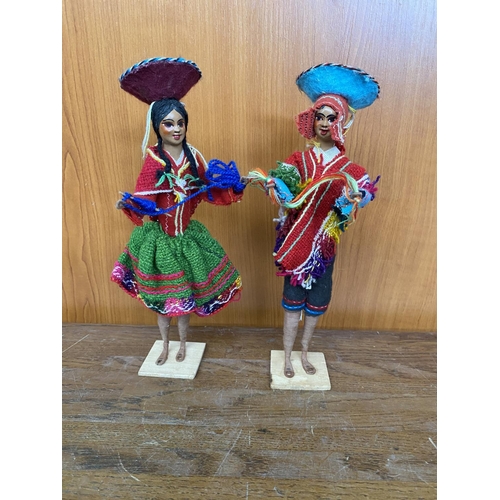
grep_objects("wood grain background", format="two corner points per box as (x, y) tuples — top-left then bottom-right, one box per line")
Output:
(62, 0), (436, 331)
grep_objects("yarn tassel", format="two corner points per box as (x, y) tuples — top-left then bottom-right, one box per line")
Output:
(141, 102), (155, 158)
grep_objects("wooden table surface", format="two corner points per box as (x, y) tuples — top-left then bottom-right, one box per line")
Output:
(62, 323), (437, 499)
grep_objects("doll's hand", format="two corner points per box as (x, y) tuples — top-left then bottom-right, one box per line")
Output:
(351, 193), (362, 202)
(116, 200), (126, 209)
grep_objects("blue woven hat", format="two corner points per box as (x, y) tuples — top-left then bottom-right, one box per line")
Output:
(296, 63), (380, 110)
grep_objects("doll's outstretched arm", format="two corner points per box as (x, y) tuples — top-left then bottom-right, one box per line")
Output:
(337, 173), (380, 211)
(338, 163), (380, 208)
(331, 168), (380, 228)
(115, 192), (159, 225)
(115, 150), (162, 225)
(115, 159), (248, 218)
(116, 195), (143, 226)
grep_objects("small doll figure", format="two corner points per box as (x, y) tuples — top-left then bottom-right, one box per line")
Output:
(246, 64), (380, 378)
(111, 58), (246, 365)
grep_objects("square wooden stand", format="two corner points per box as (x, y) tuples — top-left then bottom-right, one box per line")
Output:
(270, 350), (331, 390)
(138, 340), (206, 379)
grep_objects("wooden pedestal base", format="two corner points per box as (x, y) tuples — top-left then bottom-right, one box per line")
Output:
(138, 340), (206, 379)
(270, 350), (331, 390)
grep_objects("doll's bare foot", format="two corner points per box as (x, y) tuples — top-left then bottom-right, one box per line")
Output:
(156, 343), (169, 365)
(176, 341), (186, 362)
(284, 358), (295, 378)
(301, 352), (316, 375)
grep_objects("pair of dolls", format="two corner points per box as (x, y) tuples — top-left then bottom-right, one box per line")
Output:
(111, 58), (380, 379)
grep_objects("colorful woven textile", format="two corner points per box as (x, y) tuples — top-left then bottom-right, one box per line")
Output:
(272, 147), (377, 289)
(112, 145), (243, 316)
(111, 220), (241, 316)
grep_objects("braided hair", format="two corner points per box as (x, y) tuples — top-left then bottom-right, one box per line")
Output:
(151, 98), (201, 185)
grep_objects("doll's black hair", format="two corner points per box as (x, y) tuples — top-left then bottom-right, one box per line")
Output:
(151, 98), (201, 184)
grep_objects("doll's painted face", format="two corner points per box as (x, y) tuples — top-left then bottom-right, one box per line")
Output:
(159, 110), (186, 147)
(314, 105), (338, 141)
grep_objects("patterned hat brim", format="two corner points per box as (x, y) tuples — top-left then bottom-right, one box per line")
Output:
(296, 63), (380, 109)
(119, 57), (202, 104)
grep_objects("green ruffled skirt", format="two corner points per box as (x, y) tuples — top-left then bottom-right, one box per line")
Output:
(111, 220), (241, 316)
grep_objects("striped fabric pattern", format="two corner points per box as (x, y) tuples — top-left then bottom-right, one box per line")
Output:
(111, 220), (241, 316)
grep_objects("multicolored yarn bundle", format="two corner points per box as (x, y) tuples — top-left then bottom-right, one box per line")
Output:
(245, 164), (362, 224)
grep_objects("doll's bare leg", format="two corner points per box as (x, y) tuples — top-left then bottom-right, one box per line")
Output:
(156, 315), (171, 365)
(176, 314), (190, 362)
(301, 314), (319, 375)
(283, 310), (302, 378)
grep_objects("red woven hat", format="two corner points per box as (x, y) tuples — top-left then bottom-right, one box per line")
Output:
(119, 57), (202, 104)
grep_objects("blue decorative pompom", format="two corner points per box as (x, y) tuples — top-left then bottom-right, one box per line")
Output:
(206, 159), (246, 192)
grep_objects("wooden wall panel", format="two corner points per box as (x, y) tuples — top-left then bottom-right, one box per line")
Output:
(62, 0), (436, 331)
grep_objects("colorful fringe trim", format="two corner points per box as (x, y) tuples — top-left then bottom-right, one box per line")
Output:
(274, 209), (340, 289)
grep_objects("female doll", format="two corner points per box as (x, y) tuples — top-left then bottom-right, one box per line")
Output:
(246, 64), (380, 379)
(111, 58), (245, 365)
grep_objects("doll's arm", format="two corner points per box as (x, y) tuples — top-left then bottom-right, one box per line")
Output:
(332, 164), (380, 218)
(116, 151), (161, 225)
(341, 163), (380, 207)
(116, 197), (145, 226)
